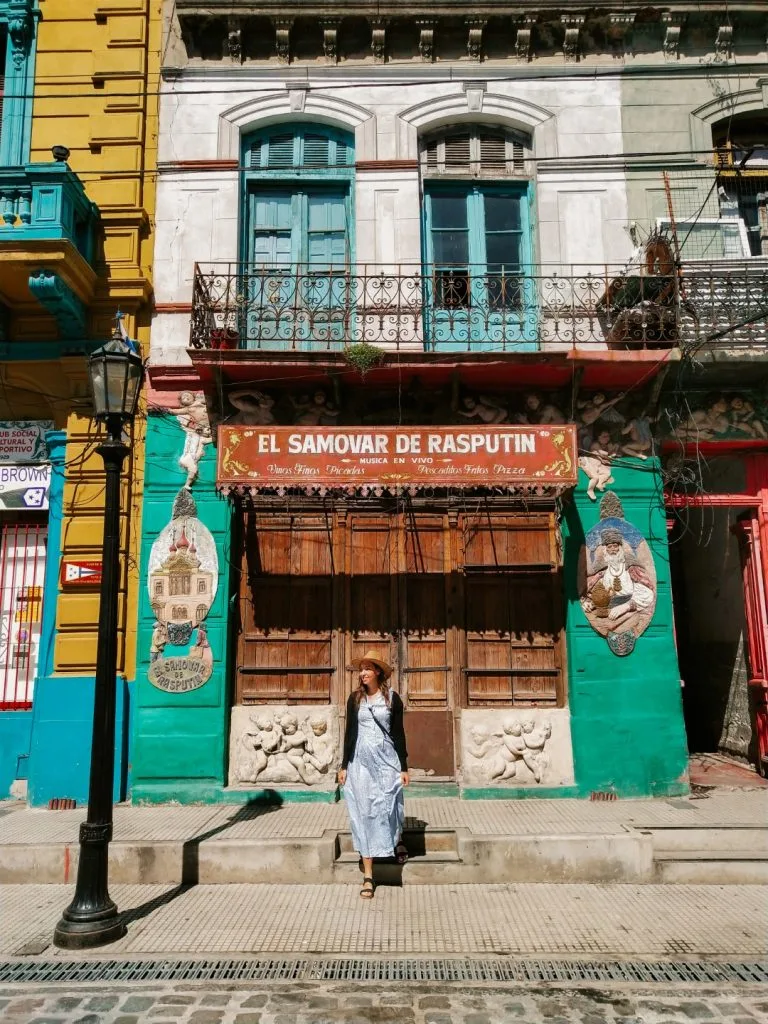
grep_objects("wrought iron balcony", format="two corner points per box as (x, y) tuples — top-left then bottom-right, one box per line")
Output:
(189, 261), (768, 355)
(0, 163), (100, 337)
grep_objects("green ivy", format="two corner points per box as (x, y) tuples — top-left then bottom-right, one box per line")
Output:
(343, 342), (385, 376)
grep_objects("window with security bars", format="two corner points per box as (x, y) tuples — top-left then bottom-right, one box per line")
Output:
(248, 126), (353, 170)
(0, 521), (47, 709)
(422, 127), (530, 176)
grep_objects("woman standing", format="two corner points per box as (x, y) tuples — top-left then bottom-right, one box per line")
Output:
(338, 651), (409, 899)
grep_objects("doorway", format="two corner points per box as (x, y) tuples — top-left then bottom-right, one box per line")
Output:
(668, 459), (758, 764)
(235, 502), (565, 779)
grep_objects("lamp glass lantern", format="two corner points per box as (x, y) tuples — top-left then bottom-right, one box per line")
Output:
(88, 332), (143, 426)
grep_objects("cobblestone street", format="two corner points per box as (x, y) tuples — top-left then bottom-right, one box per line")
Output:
(2, 979), (768, 1024)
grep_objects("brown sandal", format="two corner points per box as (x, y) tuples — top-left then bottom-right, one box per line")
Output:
(395, 842), (409, 865)
(360, 877), (375, 899)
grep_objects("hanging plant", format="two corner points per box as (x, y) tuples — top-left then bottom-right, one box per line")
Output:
(343, 342), (385, 376)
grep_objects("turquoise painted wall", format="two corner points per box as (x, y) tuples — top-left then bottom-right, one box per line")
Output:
(564, 459), (689, 798)
(0, 711), (32, 797)
(26, 676), (131, 806)
(131, 412), (232, 803)
(26, 428), (132, 807)
(129, 423), (687, 802)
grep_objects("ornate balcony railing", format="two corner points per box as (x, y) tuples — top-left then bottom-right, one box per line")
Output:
(189, 261), (768, 354)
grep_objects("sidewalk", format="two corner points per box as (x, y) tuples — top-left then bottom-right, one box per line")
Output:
(2, 879), (767, 959)
(1, 790), (767, 885)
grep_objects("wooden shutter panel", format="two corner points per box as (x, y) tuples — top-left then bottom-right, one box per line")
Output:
(479, 132), (507, 169)
(267, 134), (294, 168)
(248, 141), (262, 168)
(511, 138), (526, 171)
(444, 132), (471, 167)
(462, 514), (558, 569)
(304, 134), (330, 167)
(237, 513), (334, 704)
(402, 514), (449, 705)
(461, 512), (563, 707)
(424, 138), (439, 168)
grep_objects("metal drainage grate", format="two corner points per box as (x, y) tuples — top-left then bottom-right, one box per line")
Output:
(0, 958), (767, 985)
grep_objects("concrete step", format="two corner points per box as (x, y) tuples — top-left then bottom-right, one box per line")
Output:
(335, 828), (459, 857)
(644, 827), (768, 856)
(2, 829), (766, 886)
(333, 850), (464, 885)
(655, 857), (768, 884)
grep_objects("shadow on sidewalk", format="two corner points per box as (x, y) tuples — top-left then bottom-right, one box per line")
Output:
(118, 790), (284, 926)
(368, 815), (429, 888)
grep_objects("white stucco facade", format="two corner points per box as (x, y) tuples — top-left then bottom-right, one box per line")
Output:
(151, 42), (768, 364)
(151, 69), (636, 364)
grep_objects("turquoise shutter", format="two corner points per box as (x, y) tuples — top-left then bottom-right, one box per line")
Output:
(306, 193), (347, 270)
(250, 193), (294, 266)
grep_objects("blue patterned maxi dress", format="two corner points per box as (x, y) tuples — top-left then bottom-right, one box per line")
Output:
(343, 691), (405, 858)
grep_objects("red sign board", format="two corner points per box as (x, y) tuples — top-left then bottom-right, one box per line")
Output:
(218, 425), (577, 490)
(61, 560), (103, 587)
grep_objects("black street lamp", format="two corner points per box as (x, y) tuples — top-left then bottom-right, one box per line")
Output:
(54, 317), (143, 949)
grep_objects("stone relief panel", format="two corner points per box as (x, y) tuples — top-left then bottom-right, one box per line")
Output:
(662, 392), (768, 442)
(579, 491), (657, 657)
(229, 705), (340, 788)
(460, 708), (575, 788)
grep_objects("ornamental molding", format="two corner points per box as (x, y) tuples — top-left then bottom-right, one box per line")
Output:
(217, 90), (376, 160)
(5, 0), (37, 70)
(28, 270), (88, 339)
(689, 83), (768, 152)
(398, 90), (557, 159)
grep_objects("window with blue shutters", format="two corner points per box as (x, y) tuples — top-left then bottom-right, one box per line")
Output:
(420, 126), (537, 351)
(241, 124), (355, 349)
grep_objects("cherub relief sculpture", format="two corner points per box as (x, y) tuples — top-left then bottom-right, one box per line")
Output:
(456, 393), (509, 424)
(576, 391), (625, 450)
(227, 389), (277, 426)
(729, 396), (768, 438)
(620, 409), (655, 459)
(291, 389), (341, 426)
(465, 716), (553, 785)
(578, 429), (619, 500)
(516, 391), (566, 426)
(303, 715), (336, 774)
(667, 393), (768, 442)
(234, 708), (338, 786)
(168, 391), (213, 487)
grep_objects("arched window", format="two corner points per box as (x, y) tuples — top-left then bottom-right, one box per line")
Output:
(243, 126), (354, 273)
(421, 126), (531, 177)
(195, 604), (208, 623)
(241, 123), (356, 348)
(419, 125), (536, 348)
(247, 125), (354, 171)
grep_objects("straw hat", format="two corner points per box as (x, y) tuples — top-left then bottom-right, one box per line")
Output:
(351, 650), (393, 680)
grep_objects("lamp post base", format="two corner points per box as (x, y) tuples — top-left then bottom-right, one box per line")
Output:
(53, 911), (126, 950)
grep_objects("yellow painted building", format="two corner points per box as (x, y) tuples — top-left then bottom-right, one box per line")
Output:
(0, 0), (160, 803)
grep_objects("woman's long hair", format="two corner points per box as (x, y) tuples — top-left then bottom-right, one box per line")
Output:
(354, 663), (391, 706)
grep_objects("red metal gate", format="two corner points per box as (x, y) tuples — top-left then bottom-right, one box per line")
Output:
(736, 514), (768, 777)
(0, 521), (47, 709)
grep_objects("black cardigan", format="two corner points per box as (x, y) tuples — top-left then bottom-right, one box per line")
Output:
(341, 691), (408, 772)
